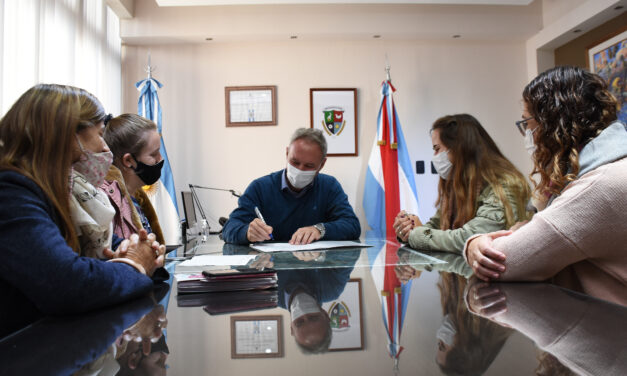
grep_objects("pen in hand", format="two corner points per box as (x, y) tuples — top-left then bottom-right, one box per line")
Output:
(254, 206), (274, 240)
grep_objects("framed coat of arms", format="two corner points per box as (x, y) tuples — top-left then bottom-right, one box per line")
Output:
(310, 88), (358, 156)
(321, 278), (364, 351)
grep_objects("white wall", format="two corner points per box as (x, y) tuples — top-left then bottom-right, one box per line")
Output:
(540, 0), (587, 27)
(121, 38), (532, 229)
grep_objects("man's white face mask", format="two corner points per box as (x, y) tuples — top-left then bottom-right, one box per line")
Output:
(290, 292), (321, 320)
(286, 163), (318, 189)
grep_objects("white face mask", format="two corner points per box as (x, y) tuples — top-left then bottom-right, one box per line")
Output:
(524, 128), (537, 155)
(73, 138), (113, 187)
(290, 292), (321, 320)
(286, 163), (318, 189)
(436, 314), (457, 347)
(432, 150), (453, 180)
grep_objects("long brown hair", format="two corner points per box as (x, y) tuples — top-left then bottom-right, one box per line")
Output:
(433, 114), (529, 230)
(522, 66), (618, 197)
(437, 273), (512, 375)
(0, 84), (106, 252)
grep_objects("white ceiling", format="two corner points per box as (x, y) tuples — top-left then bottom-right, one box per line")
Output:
(120, 0), (545, 44)
(155, 0), (533, 6)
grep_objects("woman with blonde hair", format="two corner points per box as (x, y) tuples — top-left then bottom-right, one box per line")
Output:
(102, 114), (165, 248)
(0, 84), (165, 337)
(395, 114), (530, 254)
(466, 66), (627, 305)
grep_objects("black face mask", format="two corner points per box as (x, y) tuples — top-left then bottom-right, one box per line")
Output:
(131, 155), (164, 185)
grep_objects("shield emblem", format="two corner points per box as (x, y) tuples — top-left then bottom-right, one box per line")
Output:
(322, 107), (347, 136)
(328, 301), (351, 330)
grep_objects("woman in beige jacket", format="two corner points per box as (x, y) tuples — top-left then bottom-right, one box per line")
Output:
(466, 66), (627, 305)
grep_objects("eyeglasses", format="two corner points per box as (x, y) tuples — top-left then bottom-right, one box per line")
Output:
(515, 116), (534, 136)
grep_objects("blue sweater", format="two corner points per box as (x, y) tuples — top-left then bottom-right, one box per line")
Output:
(0, 171), (154, 337)
(276, 250), (361, 309)
(222, 170), (360, 244)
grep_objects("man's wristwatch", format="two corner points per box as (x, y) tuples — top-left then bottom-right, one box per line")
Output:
(314, 223), (325, 239)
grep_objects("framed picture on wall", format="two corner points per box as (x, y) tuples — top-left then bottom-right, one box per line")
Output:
(587, 28), (627, 124)
(225, 86), (277, 127)
(321, 278), (364, 351)
(230, 315), (283, 358)
(310, 88), (358, 156)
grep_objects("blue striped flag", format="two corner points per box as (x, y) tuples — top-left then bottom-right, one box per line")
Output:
(364, 79), (419, 365)
(363, 80), (419, 238)
(136, 76), (180, 245)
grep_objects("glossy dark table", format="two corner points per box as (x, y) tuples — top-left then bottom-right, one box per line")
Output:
(1, 236), (625, 376)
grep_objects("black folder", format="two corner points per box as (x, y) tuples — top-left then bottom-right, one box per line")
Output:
(177, 270), (277, 294)
(176, 289), (278, 314)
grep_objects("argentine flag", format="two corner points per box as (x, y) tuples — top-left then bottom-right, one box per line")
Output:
(364, 79), (419, 365)
(136, 76), (180, 245)
(363, 80), (419, 239)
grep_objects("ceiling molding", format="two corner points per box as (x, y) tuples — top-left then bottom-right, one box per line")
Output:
(106, 0), (135, 19)
(155, 0), (533, 6)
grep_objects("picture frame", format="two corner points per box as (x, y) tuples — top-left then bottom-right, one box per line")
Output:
(225, 86), (277, 127)
(310, 88), (358, 156)
(321, 278), (364, 351)
(230, 315), (283, 358)
(587, 27), (627, 124)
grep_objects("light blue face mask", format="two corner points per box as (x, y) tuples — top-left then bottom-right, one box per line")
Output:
(432, 150), (453, 180)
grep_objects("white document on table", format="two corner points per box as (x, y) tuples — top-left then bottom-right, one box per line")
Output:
(250, 240), (370, 253)
(178, 254), (257, 267)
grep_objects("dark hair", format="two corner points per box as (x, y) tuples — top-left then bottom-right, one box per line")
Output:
(522, 65), (618, 197)
(432, 114), (530, 230)
(535, 351), (576, 376)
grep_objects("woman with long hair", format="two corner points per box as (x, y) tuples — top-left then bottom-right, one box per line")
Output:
(0, 84), (165, 337)
(466, 66), (627, 305)
(394, 114), (530, 255)
(101, 114), (165, 247)
(436, 273), (511, 376)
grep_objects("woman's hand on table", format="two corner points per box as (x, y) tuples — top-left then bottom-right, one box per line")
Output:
(104, 229), (165, 276)
(466, 231), (511, 281)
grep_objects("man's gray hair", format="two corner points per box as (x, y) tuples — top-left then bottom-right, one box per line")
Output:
(295, 323), (333, 355)
(290, 128), (327, 158)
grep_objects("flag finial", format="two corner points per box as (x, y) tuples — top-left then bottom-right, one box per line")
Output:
(385, 53), (391, 82)
(145, 51), (156, 79)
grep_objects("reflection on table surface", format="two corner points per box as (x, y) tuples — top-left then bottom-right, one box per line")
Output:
(1, 236), (625, 376)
